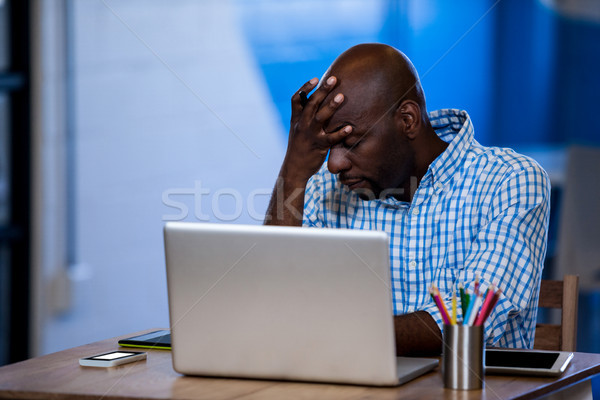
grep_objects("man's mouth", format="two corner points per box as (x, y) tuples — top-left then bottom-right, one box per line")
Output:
(341, 178), (364, 190)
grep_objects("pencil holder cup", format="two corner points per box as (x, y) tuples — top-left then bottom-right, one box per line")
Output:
(442, 324), (485, 390)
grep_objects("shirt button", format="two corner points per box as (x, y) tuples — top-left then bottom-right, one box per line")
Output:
(412, 208), (420, 216)
(408, 260), (417, 269)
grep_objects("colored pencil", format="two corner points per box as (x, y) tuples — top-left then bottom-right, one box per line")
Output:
(459, 283), (468, 317)
(466, 294), (483, 326)
(430, 286), (451, 325)
(451, 287), (457, 325)
(474, 288), (502, 326)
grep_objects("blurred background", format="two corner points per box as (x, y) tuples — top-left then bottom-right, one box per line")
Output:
(1, 0), (599, 385)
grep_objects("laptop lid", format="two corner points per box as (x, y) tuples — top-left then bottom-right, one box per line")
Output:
(164, 222), (435, 386)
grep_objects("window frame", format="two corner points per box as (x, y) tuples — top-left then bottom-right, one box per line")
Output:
(0, 0), (32, 365)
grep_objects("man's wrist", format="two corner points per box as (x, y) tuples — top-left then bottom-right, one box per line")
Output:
(279, 160), (312, 190)
(394, 311), (442, 356)
(264, 163), (311, 226)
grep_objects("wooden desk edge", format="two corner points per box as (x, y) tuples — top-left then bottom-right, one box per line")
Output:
(502, 354), (600, 400)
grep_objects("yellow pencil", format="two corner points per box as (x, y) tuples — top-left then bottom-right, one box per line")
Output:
(451, 287), (457, 325)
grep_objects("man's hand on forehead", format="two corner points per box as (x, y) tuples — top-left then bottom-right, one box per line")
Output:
(284, 75), (353, 184)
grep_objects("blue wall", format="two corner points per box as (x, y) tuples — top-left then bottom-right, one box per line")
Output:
(238, 0), (600, 147)
(554, 10), (600, 146)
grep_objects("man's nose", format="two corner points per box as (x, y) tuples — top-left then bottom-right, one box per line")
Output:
(327, 145), (351, 174)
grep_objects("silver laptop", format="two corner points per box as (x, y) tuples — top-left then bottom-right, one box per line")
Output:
(164, 222), (438, 386)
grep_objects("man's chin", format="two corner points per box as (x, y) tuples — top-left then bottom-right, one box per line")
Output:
(352, 187), (378, 201)
(341, 178), (380, 200)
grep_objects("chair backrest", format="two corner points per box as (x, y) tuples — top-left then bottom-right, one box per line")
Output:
(534, 275), (579, 351)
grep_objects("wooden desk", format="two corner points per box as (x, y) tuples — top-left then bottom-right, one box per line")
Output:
(1, 329), (599, 400)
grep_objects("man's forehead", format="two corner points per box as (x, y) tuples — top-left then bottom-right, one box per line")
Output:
(326, 88), (382, 127)
(325, 106), (372, 135)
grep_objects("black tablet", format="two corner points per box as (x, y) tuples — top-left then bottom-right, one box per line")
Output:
(118, 330), (171, 350)
(485, 349), (573, 377)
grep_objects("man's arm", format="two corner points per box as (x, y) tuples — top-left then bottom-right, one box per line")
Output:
(264, 171), (308, 227)
(394, 311), (442, 356)
(420, 163), (550, 349)
(264, 76), (352, 226)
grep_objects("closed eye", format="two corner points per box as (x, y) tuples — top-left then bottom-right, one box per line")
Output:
(344, 138), (361, 149)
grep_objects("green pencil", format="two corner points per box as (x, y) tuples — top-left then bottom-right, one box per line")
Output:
(459, 283), (469, 317)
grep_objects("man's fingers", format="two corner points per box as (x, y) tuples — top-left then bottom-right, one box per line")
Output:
(291, 77), (319, 117)
(314, 93), (345, 124)
(304, 76), (338, 113)
(319, 125), (353, 147)
(291, 76), (339, 125)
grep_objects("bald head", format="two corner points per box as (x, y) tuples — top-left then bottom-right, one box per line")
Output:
(323, 43), (426, 119)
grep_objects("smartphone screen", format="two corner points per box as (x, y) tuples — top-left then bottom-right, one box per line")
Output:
(91, 351), (138, 360)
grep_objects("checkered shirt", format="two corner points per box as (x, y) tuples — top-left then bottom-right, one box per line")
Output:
(303, 108), (550, 348)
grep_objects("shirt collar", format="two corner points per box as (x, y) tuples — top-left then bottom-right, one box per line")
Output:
(423, 109), (474, 189)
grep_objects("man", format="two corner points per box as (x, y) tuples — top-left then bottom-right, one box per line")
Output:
(264, 43), (550, 356)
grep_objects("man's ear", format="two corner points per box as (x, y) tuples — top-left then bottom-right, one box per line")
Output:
(394, 100), (421, 139)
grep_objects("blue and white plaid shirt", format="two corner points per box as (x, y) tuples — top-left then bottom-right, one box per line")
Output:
(303, 109), (550, 348)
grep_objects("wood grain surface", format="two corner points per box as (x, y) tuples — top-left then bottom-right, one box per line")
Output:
(1, 329), (599, 400)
